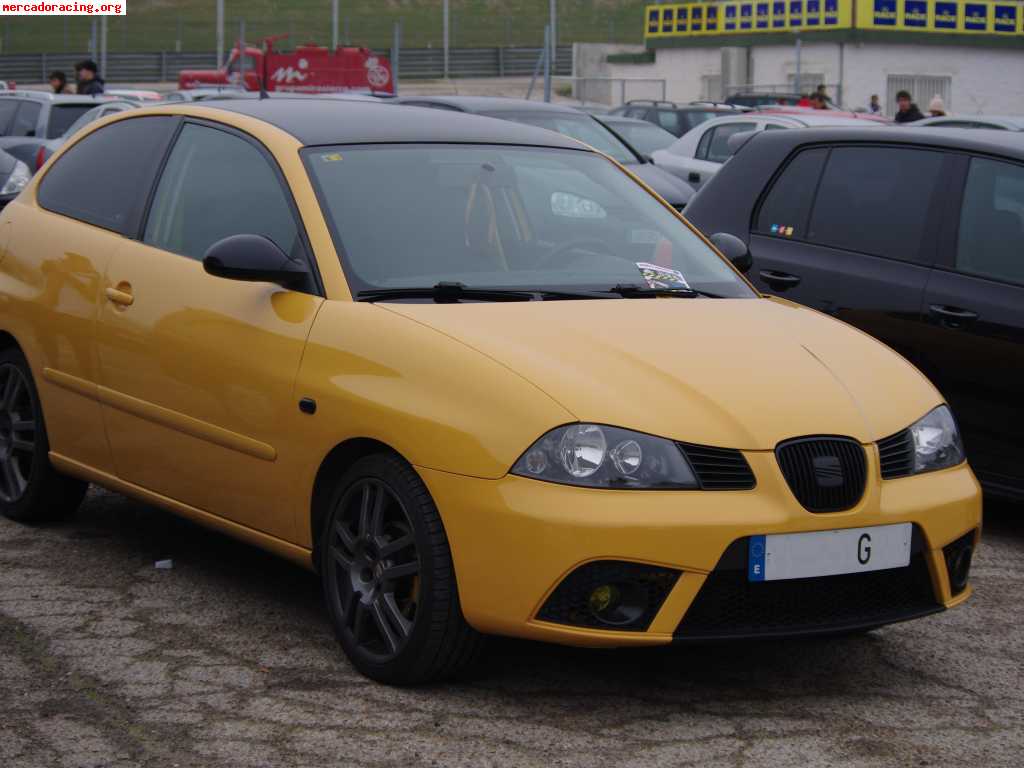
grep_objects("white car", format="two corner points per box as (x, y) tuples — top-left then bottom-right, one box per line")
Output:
(652, 111), (881, 190)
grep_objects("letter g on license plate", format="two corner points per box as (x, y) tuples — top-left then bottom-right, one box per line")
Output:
(748, 523), (912, 582)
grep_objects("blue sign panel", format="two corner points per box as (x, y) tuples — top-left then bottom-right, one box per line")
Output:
(994, 4), (1018, 31)
(964, 2), (988, 28)
(807, 0), (820, 25)
(773, 0), (787, 26)
(725, 4), (737, 29)
(661, 6), (675, 32)
(706, 4), (719, 30)
(790, 0), (804, 25)
(904, 0), (928, 27)
(873, 0), (897, 25)
(740, 3), (753, 28)
(824, 0), (839, 24)
(934, 1), (958, 27)
(756, 2), (770, 27)
(675, 6), (689, 32)
(648, 7), (659, 33)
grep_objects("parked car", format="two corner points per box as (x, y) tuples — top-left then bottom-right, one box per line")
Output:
(161, 86), (249, 102)
(0, 99), (980, 684)
(33, 100), (136, 171)
(727, 92), (816, 108)
(652, 112), (881, 190)
(394, 96), (695, 210)
(755, 105), (891, 124)
(913, 115), (1024, 131)
(597, 114), (678, 157)
(609, 99), (748, 137)
(685, 126), (1024, 500)
(0, 147), (30, 208)
(104, 89), (163, 102)
(0, 92), (109, 168)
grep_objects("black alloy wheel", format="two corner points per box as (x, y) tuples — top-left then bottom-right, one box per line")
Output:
(327, 478), (420, 662)
(321, 453), (482, 685)
(0, 348), (88, 523)
(0, 363), (36, 503)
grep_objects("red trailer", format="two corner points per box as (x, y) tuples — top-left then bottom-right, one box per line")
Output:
(179, 35), (394, 95)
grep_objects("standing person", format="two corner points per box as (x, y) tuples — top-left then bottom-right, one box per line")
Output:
(868, 94), (881, 113)
(928, 95), (947, 117)
(815, 84), (829, 105)
(893, 90), (925, 123)
(811, 93), (828, 110)
(48, 70), (68, 94)
(74, 60), (105, 96)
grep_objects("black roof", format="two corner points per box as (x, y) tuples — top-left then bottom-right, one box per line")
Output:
(395, 95), (584, 116)
(187, 97), (584, 149)
(749, 125), (1024, 158)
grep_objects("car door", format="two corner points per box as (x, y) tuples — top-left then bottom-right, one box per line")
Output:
(917, 154), (1024, 496)
(749, 143), (950, 363)
(24, 115), (179, 477)
(95, 120), (323, 540)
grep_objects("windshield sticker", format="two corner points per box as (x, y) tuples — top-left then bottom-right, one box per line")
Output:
(320, 152), (344, 163)
(550, 192), (607, 219)
(636, 262), (691, 290)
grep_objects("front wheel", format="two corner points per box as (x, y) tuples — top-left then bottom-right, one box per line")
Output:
(320, 453), (482, 685)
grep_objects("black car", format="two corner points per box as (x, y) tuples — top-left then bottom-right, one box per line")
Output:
(685, 127), (1024, 500)
(395, 96), (695, 211)
(609, 99), (747, 138)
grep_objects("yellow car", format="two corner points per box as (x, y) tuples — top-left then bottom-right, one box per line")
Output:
(0, 100), (980, 685)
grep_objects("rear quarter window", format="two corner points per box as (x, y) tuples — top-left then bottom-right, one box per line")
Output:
(754, 148), (828, 238)
(0, 100), (19, 135)
(37, 115), (179, 235)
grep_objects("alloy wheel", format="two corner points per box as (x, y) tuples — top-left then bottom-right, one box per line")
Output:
(0, 363), (36, 504)
(327, 479), (421, 662)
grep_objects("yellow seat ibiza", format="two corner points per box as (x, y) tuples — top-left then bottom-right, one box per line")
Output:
(0, 100), (980, 684)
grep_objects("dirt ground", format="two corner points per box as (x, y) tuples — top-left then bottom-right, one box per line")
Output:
(1, 486), (1021, 768)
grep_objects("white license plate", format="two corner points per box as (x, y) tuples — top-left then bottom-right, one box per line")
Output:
(748, 523), (912, 582)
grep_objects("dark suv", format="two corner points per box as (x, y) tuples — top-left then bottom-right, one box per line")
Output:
(685, 127), (1024, 500)
(609, 100), (747, 137)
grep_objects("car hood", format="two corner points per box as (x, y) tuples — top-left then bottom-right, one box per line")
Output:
(626, 162), (694, 207)
(380, 297), (941, 450)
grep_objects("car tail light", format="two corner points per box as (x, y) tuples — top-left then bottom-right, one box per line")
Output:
(35, 146), (45, 172)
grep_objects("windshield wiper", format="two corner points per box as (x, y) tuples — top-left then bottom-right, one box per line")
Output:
(604, 283), (723, 299)
(356, 282), (609, 303)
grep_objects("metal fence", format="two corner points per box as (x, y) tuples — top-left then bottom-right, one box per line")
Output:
(0, 46), (573, 84)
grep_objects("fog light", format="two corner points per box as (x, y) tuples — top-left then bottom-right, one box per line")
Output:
(588, 584), (617, 614)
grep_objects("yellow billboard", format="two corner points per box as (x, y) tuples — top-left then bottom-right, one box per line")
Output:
(644, 0), (1023, 38)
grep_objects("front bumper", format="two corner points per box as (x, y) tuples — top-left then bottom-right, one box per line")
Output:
(419, 448), (981, 647)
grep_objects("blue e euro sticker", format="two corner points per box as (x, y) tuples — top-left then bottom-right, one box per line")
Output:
(636, 262), (691, 290)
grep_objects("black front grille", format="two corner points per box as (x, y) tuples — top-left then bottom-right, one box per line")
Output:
(776, 437), (867, 512)
(675, 529), (942, 640)
(878, 429), (914, 479)
(679, 443), (756, 490)
(537, 561), (679, 631)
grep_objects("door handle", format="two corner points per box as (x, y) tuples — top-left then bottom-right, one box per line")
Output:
(929, 304), (978, 324)
(105, 284), (134, 307)
(758, 270), (802, 290)
(688, 172), (701, 183)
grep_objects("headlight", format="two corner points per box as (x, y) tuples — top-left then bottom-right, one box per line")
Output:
(909, 405), (964, 474)
(1, 160), (30, 196)
(511, 424), (698, 489)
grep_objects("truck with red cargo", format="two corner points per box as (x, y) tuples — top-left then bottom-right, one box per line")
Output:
(179, 35), (394, 95)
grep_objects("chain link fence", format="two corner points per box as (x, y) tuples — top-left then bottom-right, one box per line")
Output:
(0, 1), (649, 55)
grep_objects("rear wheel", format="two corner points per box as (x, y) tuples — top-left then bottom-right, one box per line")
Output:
(320, 453), (482, 685)
(0, 349), (88, 523)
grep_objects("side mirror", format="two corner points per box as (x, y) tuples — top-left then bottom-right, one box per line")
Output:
(709, 232), (752, 274)
(202, 234), (308, 289)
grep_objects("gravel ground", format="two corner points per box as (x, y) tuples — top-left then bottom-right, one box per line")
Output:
(1, 486), (1020, 768)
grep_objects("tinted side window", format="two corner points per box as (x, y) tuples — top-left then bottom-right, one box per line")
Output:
(144, 123), (299, 261)
(755, 148), (828, 238)
(12, 102), (41, 136)
(808, 146), (944, 262)
(955, 157), (1024, 285)
(655, 110), (681, 134)
(700, 123), (753, 163)
(38, 116), (178, 235)
(46, 104), (95, 138)
(0, 100), (19, 135)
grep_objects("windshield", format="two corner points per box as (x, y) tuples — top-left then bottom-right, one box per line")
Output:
(608, 121), (676, 156)
(47, 104), (94, 138)
(482, 111), (637, 165)
(304, 144), (753, 299)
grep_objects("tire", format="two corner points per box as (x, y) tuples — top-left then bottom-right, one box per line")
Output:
(0, 348), (88, 523)
(320, 452), (483, 685)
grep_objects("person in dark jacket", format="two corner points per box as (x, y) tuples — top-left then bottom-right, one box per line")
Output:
(894, 90), (925, 123)
(74, 60), (105, 96)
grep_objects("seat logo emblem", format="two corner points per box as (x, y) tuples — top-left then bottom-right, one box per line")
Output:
(812, 455), (843, 487)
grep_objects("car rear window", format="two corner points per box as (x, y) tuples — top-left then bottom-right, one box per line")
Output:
(681, 111), (720, 133)
(38, 115), (178, 235)
(0, 100), (19, 135)
(807, 146), (945, 263)
(46, 104), (95, 138)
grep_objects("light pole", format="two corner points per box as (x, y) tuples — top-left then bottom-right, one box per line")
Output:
(216, 0), (225, 68)
(443, 0), (450, 80)
(332, 0), (339, 49)
(549, 0), (556, 67)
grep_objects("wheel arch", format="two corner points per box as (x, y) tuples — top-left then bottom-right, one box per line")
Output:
(0, 330), (23, 354)
(310, 436), (404, 570)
